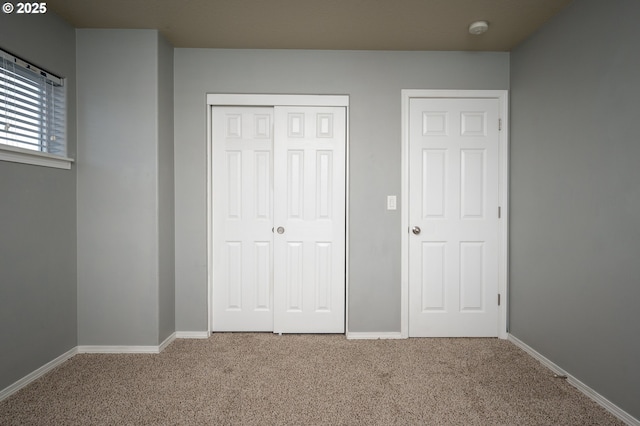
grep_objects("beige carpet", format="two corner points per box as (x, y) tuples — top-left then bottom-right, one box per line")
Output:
(0, 334), (624, 425)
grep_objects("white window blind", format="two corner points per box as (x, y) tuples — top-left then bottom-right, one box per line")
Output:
(0, 48), (66, 156)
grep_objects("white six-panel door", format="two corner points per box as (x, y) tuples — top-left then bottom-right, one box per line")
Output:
(212, 107), (275, 331)
(273, 107), (346, 333)
(212, 105), (346, 333)
(409, 98), (500, 337)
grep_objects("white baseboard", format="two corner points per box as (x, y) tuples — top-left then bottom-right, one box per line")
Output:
(77, 345), (161, 354)
(175, 331), (210, 339)
(78, 332), (178, 354)
(159, 332), (177, 351)
(508, 334), (639, 426)
(1, 332), (182, 403)
(0, 347), (78, 402)
(346, 331), (404, 340)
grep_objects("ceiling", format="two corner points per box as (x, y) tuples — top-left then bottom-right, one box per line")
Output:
(47, 0), (574, 51)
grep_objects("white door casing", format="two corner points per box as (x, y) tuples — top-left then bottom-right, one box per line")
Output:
(208, 95), (349, 334)
(401, 90), (508, 338)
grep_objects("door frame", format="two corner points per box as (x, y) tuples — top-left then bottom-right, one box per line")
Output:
(206, 94), (350, 334)
(400, 90), (509, 339)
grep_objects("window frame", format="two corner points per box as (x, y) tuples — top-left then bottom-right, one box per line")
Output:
(0, 48), (73, 170)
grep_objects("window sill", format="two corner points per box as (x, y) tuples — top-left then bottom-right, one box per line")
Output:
(0, 144), (74, 170)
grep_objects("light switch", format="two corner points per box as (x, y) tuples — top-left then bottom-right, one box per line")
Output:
(387, 195), (397, 210)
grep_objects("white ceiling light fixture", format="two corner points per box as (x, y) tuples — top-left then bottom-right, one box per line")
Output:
(469, 21), (489, 35)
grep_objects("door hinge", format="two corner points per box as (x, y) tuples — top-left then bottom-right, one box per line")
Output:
(498, 118), (502, 131)
(498, 294), (501, 306)
(498, 206), (501, 218)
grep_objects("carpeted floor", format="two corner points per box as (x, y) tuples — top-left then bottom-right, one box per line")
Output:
(0, 334), (624, 425)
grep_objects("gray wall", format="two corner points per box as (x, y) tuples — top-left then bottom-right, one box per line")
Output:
(0, 13), (77, 390)
(158, 34), (176, 342)
(174, 49), (509, 332)
(510, 0), (640, 418)
(77, 29), (174, 346)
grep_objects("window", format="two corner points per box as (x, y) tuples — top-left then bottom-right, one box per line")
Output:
(0, 48), (71, 169)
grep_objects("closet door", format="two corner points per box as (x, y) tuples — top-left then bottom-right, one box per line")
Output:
(273, 106), (346, 333)
(212, 107), (274, 331)
(212, 105), (346, 333)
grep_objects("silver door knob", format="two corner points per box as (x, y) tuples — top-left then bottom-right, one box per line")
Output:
(412, 226), (421, 235)
(277, 226), (285, 234)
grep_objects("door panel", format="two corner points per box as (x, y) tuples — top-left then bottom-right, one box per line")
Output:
(273, 106), (346, 333)
(212, 107), (274, 331)
(409, 98), (499, 337)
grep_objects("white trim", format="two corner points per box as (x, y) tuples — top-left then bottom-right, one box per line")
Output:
(77, 345), (161, 354)
(0, 335), (178, 403)
(0, 347), (77, 402)
(206, 103), (213, 333)
(508, 334), (640, 426)
(176, 331), (210, 339)
(400, 89), (509, 339)
(507, 335), (570, 376)
(0, 144), (73, 170)
(159, 332), (176, 351)
(344, 105), (350, 335)
(77, 333), (176, 354)
(78, 333), (177, 354)
(207, 93), (349, 107)
(206, 94), (350, 334)
(346, 332), (404, 340)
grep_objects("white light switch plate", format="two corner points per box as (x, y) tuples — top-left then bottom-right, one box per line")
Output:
(387, 195), (397, 210)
